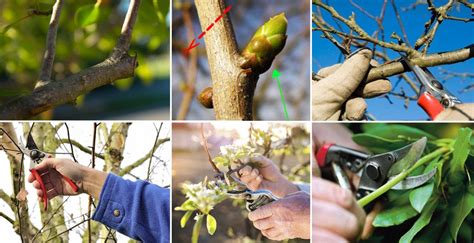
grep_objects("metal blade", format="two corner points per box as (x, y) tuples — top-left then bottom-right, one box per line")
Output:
(391, 168), (436, 190)
(26, 123), (38, 150)
(387, 137), (427, 177)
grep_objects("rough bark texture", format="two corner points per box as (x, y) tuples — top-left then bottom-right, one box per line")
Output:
(195, 0), (258, 120)
(0, 123), (37, 241)
(0, 56), (136, 119)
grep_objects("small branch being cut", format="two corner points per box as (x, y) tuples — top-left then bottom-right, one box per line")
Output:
(37, 0), (64, 88)
(200, 124), (221, 174)
(366, 44), (474, 82)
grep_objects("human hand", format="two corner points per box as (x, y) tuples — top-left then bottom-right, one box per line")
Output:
(312, 48), (391, 121)
(312, 177), (365, 243)
(28, 158), (107, 200)
(435, 103), (474, 121)
(248, 191), (310, 241)
(238, 155), (298, 198)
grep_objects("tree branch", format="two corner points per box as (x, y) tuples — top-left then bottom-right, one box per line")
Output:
(0, 211), (15, 225)
(195, 0), (257, 120)
(118, 138), (170, 176)
(366, 44), (474, 82)
(37, 0), (64, 88)
(111, 0), (141, 60)
(0, 0), (142, 119)
(59, 138), (104, 160)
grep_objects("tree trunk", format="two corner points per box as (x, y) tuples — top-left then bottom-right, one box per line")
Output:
(195, 0), (258, 120)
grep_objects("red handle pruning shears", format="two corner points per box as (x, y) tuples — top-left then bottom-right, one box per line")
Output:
(20, 126), (78, 210)
(402, 57), (462, 120)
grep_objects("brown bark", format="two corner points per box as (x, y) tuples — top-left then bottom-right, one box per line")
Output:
(195, 0), (258, 120)
(0, 123), (37, 241)
(366, 44), (474, 82)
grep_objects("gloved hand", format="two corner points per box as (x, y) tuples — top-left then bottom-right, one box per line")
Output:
(435, 103), (474, 121)
(248, 191), (310, 241)
(238, 155), (299, 198)
(312, 48), (391, 121)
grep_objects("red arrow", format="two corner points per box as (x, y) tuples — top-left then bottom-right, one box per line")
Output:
(182, 5), (232, 57)
(183, 39), (200, 56)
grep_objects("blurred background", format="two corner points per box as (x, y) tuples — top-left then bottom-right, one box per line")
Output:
(0, 0), (170, 119)
(172, 122), (310, 242)
(172, 0), (310, 120)
(312, 0), (474, 120)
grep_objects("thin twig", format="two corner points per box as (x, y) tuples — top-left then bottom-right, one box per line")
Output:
(112, 0), (141, 60)
(200, 124), (221, 174)
(37, 0), (64, 88)
(147, 122), (163, 181)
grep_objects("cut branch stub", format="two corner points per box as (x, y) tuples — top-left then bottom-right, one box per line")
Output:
(241, 13), (288, 74)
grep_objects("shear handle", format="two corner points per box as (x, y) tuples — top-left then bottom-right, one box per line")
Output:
(317, 144), (370, 172)
(29, 168), (79, 211)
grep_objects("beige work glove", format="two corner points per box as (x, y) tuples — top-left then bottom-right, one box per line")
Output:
(435, 103), (474, 121)
(312, 49), (391, 121)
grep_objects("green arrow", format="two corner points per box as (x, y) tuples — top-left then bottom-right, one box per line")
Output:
(272, 69), (289, 120)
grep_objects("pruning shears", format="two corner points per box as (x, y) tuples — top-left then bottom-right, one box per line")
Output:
(316, 137), (435, 210)
(402, 57), (462, 120)
(219, 170), (279, 211)
(20, 127), (78, 210)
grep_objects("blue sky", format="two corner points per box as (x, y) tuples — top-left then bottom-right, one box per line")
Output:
(312, 0), (473, 120)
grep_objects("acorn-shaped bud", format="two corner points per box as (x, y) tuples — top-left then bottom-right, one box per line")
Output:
(241, 13), (287, 74)
(198, 87), (213, 109)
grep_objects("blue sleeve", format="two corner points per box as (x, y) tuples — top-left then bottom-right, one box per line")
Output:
(92, 173), (170, 243)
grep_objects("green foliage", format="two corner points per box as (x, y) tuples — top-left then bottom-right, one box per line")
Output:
(356, 124), (473, 243)
(75, 4), (100, 27)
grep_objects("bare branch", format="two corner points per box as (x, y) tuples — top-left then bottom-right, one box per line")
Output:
(37, 0), (64, 88)
(112, 0), (141, 60)
(59, 138), (105, 160)
(118, 138), (170, 176)
(366, 44), (474, 82)
(0, 212), (15, 225)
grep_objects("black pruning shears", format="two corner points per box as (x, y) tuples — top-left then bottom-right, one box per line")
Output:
(221, 170), (279, 211)
(20, 125), (78, 210)
(316, 137), (434, 211)
(402, 56), (462, 120)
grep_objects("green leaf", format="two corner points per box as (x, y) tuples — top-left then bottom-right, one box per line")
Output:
(206, 214), (217, 235)
(409, 183), (434, 213)
(352, 133), (408, 154)
(180, 211), (193, 228)
(192, 214), (204, 243)
(175, 199), (196, 211)
(363, 124), (436, 141)
(75, 4), (100, 27)
(449, 127), (472, 175)
(447, 187), (474, 240)
(373, 205), (418, 227)
(400, 197), (439, 243)
(213, 156), (229, 167)
(153, 0), (169, 22)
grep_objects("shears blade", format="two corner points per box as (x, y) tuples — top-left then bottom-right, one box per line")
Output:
(391, 168), (436, 190)
(387, 137), (427, 177)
